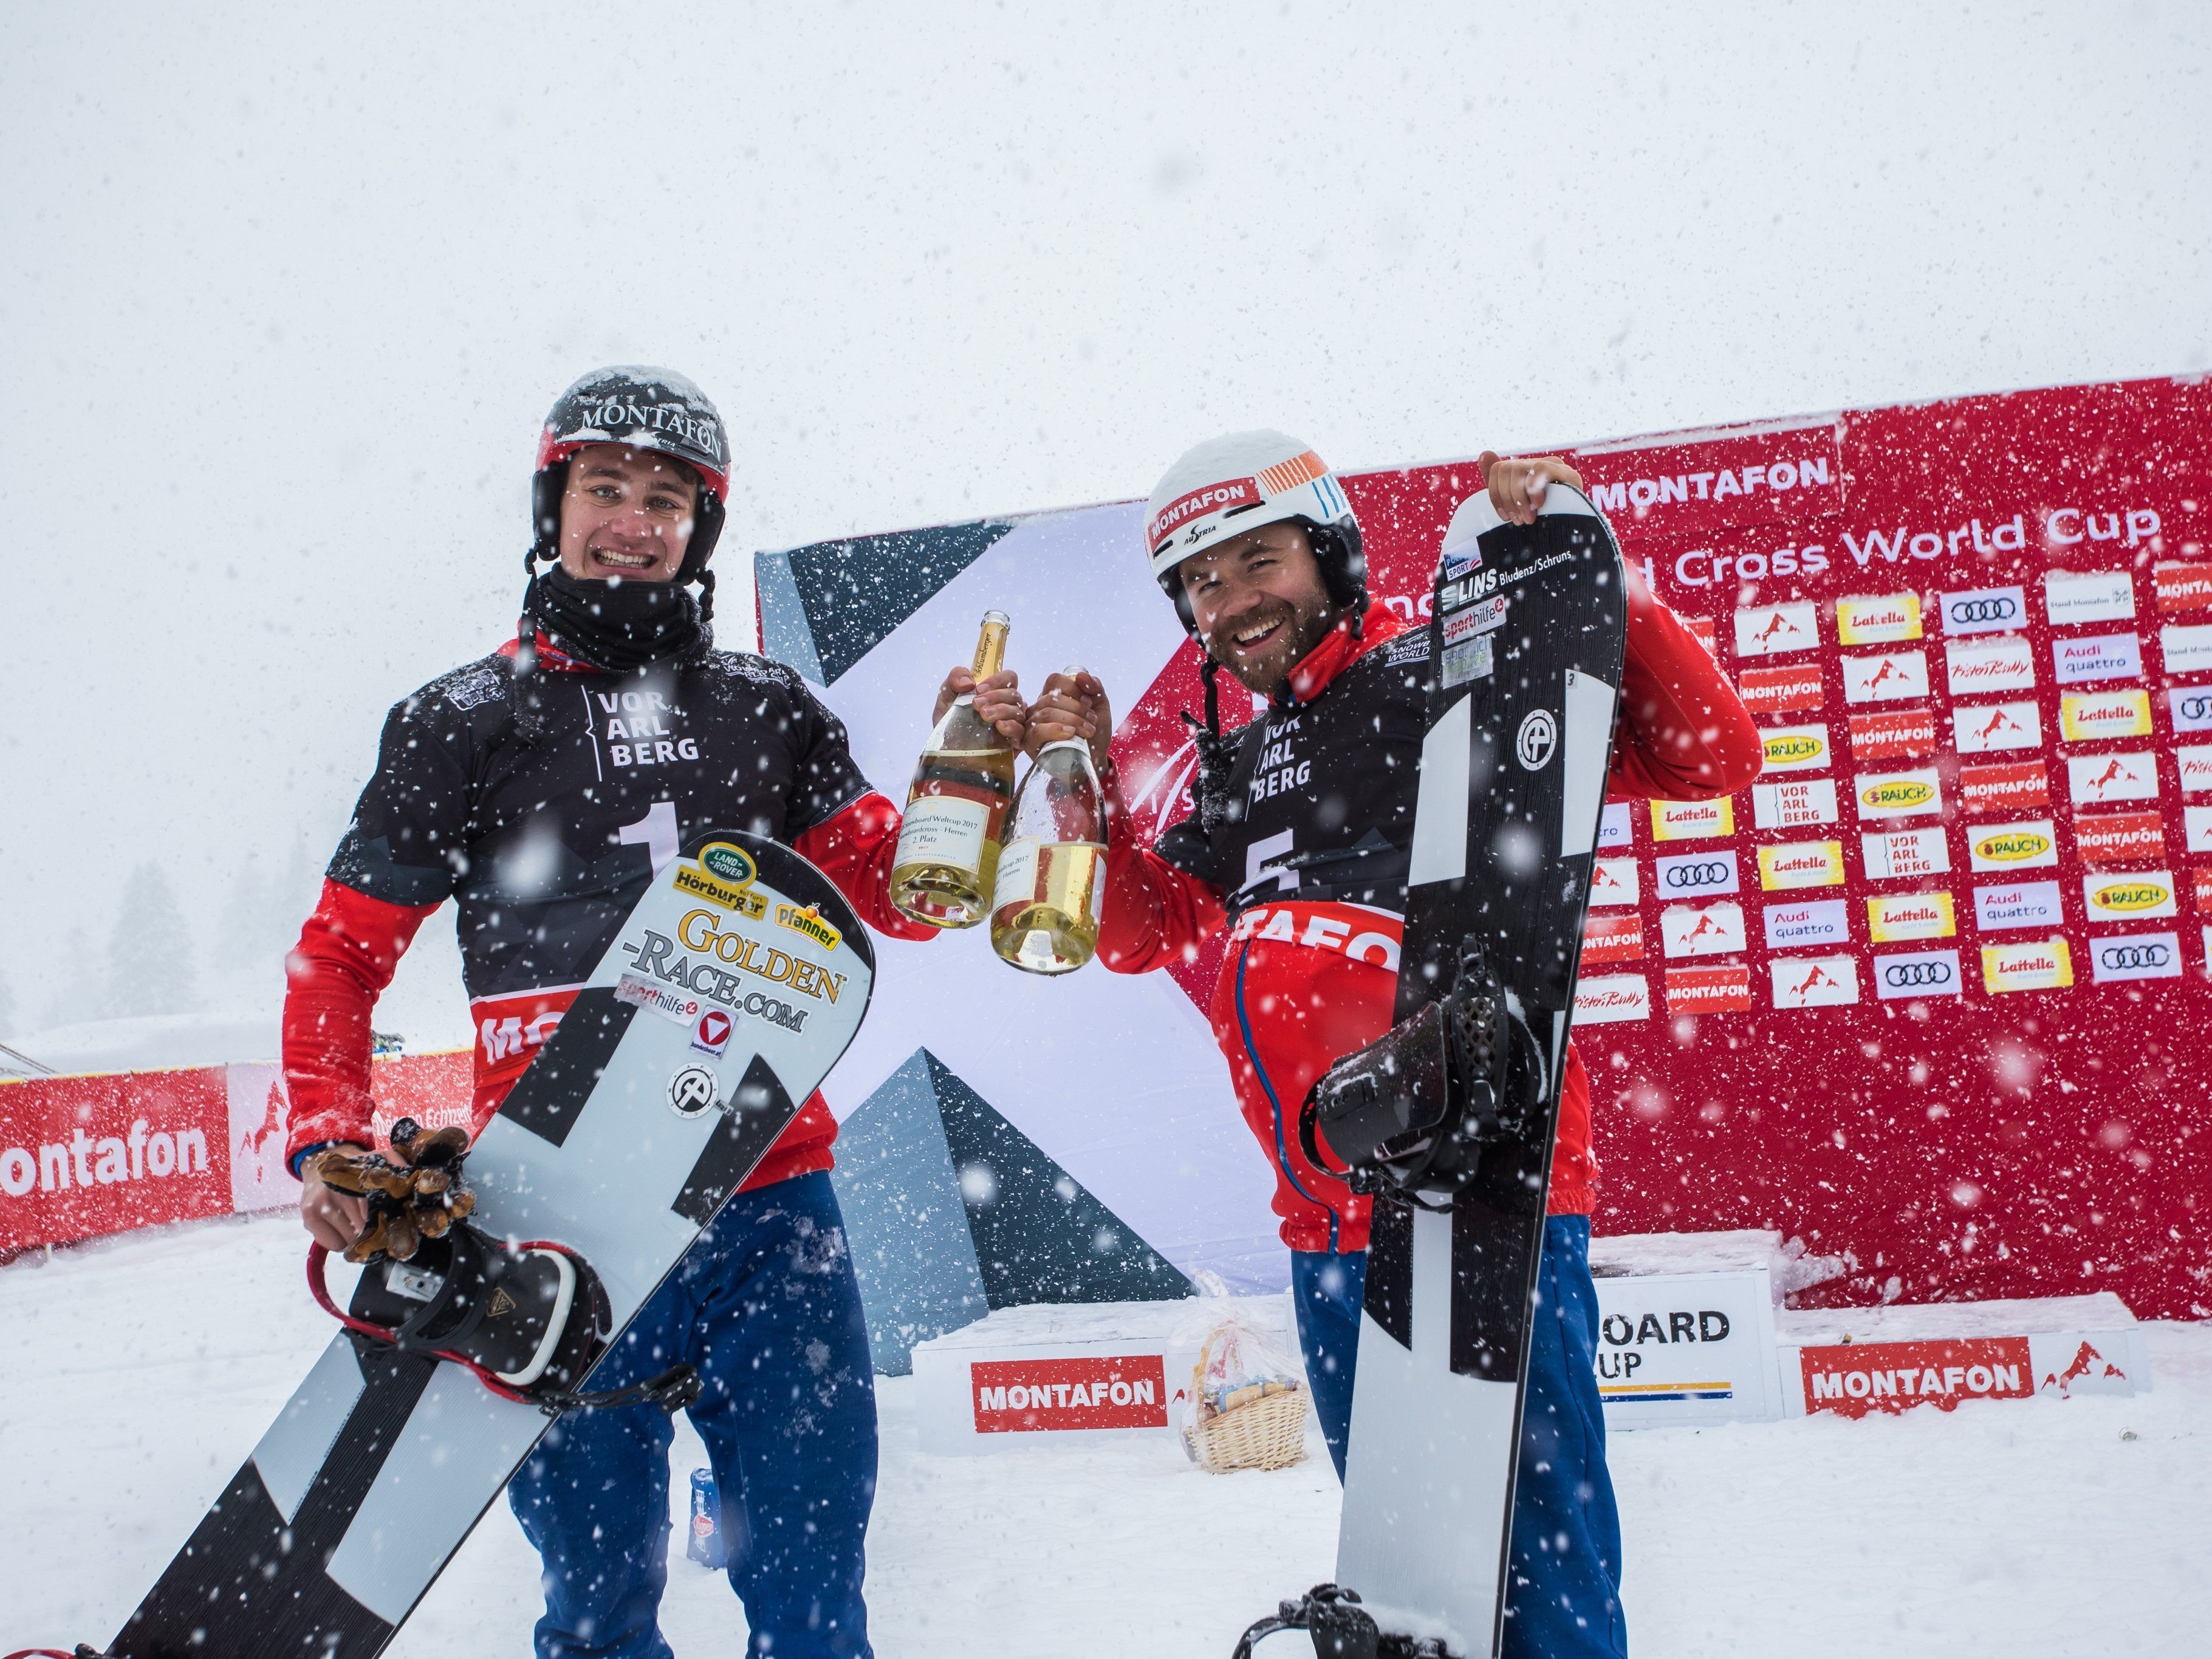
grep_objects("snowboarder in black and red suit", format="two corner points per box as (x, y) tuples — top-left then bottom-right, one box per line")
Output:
(282, 367), (1024, 1659)
(1026, 431), (1762, 1658)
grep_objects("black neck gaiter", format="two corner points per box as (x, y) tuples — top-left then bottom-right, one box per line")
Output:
(530, 566), (710, 672)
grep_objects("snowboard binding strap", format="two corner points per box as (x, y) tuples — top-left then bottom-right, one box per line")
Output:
(1297, 935), (1546, 1204)
(1231, 1584), (1450, 1659)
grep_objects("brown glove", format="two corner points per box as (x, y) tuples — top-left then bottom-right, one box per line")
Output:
(310, 1123), (476, 1264)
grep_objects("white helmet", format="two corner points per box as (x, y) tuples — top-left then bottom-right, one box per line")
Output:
(1143, 429), (1366, 631)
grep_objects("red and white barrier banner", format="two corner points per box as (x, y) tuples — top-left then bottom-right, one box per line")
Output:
(1, 1052), (474, 1257)
(1792, 1328), (2148, 1418)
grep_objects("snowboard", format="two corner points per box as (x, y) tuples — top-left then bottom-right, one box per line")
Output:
(1319, 485), (1628, 1656)
(102, 829), (875, 1659)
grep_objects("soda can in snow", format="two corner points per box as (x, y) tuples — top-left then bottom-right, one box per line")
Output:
(686, 1466), (727, 1569)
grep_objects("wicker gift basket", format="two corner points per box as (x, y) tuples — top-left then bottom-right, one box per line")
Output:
(1185, 1375), (1310, 1473)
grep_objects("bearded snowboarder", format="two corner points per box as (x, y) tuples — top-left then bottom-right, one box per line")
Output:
(1026, 431), (1762, 1657)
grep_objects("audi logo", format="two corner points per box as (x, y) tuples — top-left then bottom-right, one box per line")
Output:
(2180, 693), (2212, 722)
(1882, 960), (1956, 987)
(2097, 943), (2171, 970)
(1946, 597), (2018, 624)
(1663, 861), (1731, 888)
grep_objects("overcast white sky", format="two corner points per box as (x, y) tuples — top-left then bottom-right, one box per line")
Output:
(4, 1), (2208, 1049)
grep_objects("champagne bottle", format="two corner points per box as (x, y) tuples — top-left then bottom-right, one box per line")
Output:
(891, 611), (1018, 928)
(991, 671), (1107, 974)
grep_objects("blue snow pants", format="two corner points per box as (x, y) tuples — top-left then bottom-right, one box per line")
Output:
(1290, 1215), (1628, 1658)
(508, 1172), (877, 1659)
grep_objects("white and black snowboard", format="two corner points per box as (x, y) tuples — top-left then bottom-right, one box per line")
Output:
(101, 829), (875, 1659)
(1252, 485), (1628, 1658)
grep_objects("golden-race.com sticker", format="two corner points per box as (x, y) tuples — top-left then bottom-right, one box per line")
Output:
(1981, 937), (2074, 993)
(2081, 871), (2177, 923)
(1835, 592), (1923, 645)
(1968, 819), (2058, 872)
(1651, 798), (1736, 841)
(2059, 690), (2152, 741)
(1758, 840), (1845, 889)
(1867, 891), (1957, 942)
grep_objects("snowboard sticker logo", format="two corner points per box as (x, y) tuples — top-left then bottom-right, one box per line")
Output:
(1515, 708), (1558, 770)
(692, 1008), (734, 1056)
(668, 1064), (721, 1119)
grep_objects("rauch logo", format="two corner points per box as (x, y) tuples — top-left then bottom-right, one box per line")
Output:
(1764, 733), (1824, 765)
(2090, 881), (2167, 912)
(1860, 779), (1935, 810)
(1974, 830), (2051, 863)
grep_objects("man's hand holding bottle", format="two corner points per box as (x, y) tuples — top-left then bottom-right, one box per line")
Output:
(1023, 670), (1112, 774)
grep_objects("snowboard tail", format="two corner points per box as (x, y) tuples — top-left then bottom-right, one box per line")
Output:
(1326, 487), (1628, 1658)
(104, 830), (877, 1659)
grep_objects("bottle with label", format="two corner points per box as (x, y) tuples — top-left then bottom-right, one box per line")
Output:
(991, 675), (1108, 974)
(891, 611), (1018, 928)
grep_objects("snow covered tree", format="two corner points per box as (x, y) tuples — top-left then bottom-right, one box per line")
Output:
(104, 862), (202, 1018)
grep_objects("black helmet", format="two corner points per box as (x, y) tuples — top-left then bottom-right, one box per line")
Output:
(530, 366), (731, 583)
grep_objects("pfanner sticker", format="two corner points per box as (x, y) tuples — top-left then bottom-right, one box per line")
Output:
(2154, 561), (2212, 614)
(1849, 708), (1936, 761)
(1752, 778), (1839, 829)
(1589, 857), (1642, 906)
(1759, 724), (1831, 773)
(1666, 965), (1754, 1015)
(1866, 891), (1957, 943)
(1974, 881), (2064, 932)
(2075, 811), (2165, 865)
(1874, 949), (1965, 1000)
(1660, 901), (1747, 959)
(2090, 932), (2183, 982)
(1738, 662), (1824, 714)
(2082, 871), (2178, 923)
(1842, 651), (1930, 705)
(1862, 827), (1951, 880)
(2066, 752), (2159, 807)
(1946, 637), (2036, 696)
(2162, 622), (2212, 675)
(1757, 840), (1845, 891)
(1982, 937), (2074, 994)
(1597, 801), (1634, 850)
(1953, 700), (2042, 753)
(2060, 691), (2153, 742)
(2053, 633), (2143, 685)
(1968, 819), (2059, 872)
(1581, 911), (1645, 964)
(1734, 600), (1820, 657)
(1651, 798), (1736, 841)
(2169, 686), (2212, 735)
(1771, 955), (1859, 1008)
(1855, 768), (1943, 819)
(2044, 568), (2135, 626)
(1835, 592), (1923, 644)
(1940, 586), (2028, 636)
(1764, 898), (1850, 948)
(1575, 973), (1652, 1024)
(1959, 761), (2049, 815)
(1656, 851), (1739, 898)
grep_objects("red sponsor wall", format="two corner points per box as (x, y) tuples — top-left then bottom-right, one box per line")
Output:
(1110, 376), (2212, 1321)
(0, 1052), (474, 1257)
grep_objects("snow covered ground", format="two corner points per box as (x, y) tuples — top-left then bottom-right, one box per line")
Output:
(5, 1214), (2206, 1657)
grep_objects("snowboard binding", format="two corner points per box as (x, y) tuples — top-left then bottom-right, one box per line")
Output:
(308, 1120), (699, 1417)
(1298, 936), (1547, 1203)
(1231, 1584), (1450, 1659)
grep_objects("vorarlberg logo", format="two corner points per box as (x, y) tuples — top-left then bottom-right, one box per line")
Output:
(2092, 881), (2166, 912)
(1946, 596), (2019, 624)
(1975, 829), (2052, 861)
(2098, 942), (2171, 971)
(1882, 960), (1954, 988)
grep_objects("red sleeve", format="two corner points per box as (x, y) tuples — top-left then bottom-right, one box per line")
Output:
(1095, 766), (1229, 974)
(1606, 562), (1764, 801)
(793, 791), (941, 942)
(283, 877), (437, 1170)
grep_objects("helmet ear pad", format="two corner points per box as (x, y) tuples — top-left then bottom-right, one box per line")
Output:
(529, 454), (725, 582)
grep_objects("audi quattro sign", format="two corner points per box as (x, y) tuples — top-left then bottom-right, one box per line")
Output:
(1591, 1266), (1784, 1429)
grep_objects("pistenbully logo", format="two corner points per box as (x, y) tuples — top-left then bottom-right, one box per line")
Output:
(1516, 708), (1558, 770)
